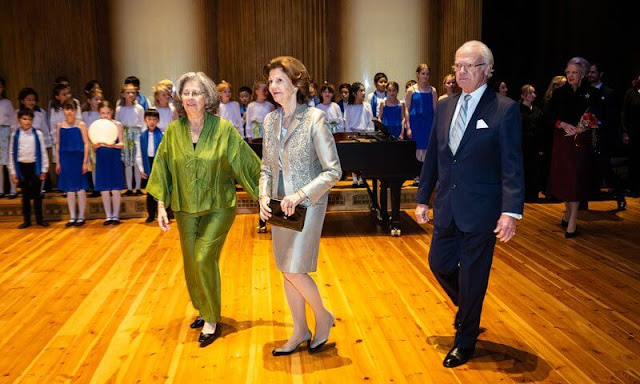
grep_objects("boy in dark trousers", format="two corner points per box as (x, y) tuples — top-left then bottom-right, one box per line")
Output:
(137, 109), (163, 223)
(9, 109), (49, 228)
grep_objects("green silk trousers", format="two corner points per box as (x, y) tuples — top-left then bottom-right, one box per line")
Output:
(175, 207), (236, 323)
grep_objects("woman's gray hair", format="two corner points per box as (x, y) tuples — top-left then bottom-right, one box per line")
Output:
(456, 40), (495, 79)
(567, 57), (591, 78)
(173, 72), (220, 117)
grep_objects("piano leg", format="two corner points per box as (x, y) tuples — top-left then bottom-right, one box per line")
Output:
(389, 181), (402, 236)
(379, 181), (390, 221)
(365, 178), (380, 214)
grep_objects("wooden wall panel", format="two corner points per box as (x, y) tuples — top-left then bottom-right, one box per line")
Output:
(216, 0), (328, 92)
(437, 0), (483, 91)
(0, 0), (112, 108)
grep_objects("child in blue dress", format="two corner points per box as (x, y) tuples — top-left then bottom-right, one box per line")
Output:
(378, 81), (406, 139)
(406, 64), (437, 184)
(56, 99), (90, 226)
(94, 101), (125, 225)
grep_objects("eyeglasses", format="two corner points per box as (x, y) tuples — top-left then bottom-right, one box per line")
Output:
(452, 63), (486, 72)
(181, 90), (205, 98)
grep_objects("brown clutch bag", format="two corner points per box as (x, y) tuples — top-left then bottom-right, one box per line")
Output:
(268, 198), (307, 232)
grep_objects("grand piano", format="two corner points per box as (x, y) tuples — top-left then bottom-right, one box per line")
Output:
(249, 129), (419, 236)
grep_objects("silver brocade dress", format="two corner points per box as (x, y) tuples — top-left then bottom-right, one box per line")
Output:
(260, 105), (342, 273)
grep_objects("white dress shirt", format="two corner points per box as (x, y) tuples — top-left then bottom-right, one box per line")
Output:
(8, 128), (49, 175)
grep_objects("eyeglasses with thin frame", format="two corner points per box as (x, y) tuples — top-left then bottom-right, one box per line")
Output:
(181, 90), (205, 98)
(452, 63), (486, 72)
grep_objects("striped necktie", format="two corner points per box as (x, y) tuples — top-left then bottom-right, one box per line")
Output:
(449, 94), (471, 155)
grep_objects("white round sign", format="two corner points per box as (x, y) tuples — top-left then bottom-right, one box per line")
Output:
(89, 119), (118, 145)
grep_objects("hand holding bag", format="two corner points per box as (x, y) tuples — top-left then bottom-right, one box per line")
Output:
(268, 198), (307, 232)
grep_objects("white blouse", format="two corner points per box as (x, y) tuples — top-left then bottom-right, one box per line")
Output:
(0, 99), (16, 128)
(315, 102), (344, 132)
(344, 103), (374, 132)
(218, 101), (244, 137)
(82, 111), (100, 128)
(115, 104), (145, 129)
(244, 101), (273, 139)
(156, 105), (176, 133)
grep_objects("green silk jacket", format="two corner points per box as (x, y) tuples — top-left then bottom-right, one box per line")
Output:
(147, 113), (260, 214)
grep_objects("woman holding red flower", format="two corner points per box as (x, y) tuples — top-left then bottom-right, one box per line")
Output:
(548, 57), (602, 238)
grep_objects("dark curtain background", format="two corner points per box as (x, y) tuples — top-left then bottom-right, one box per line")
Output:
(482, 0), (640, 102)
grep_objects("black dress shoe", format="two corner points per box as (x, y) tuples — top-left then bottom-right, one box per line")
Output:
(65, 220), (76, 227)
(123, 190), (133, 196)
(111, 219), (120, 225)
(8, 194), (18, 200)
(309, 314), (335, 353)
(75, 219), (86, 227)
(37, 220), (50, 227)
(443, 346), (474, 368)
(190, 317), (205, 329)
(272, 330), (312, 356)
(561, 219), (569, 228)
(145, 217), (155, 223)
(103, 219), (113, 226)
(565, 230), (579, 239)
(18, 222), (31, 229)
(199, 326), (221, 348)
(617, 197), (627, 211)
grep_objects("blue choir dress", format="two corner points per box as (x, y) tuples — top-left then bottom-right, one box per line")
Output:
(381, 104), (403, 138)
(95, 140), (126, 191)
(57, 126), (90, 192)
(409, 91), (435, 150)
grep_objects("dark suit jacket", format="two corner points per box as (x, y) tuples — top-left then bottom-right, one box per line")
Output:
(416, 87), (524, 232)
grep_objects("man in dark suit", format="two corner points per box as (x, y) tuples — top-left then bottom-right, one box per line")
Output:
(415, 40), (524, 368)
(588, 63), (625, 210)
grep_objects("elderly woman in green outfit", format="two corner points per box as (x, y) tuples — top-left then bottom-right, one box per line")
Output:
(147, 72), (260, 348)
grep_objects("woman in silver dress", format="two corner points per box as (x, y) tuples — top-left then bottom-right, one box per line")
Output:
(259, 56), (342, 355)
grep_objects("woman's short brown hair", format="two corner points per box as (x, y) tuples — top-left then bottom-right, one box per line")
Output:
(263, 56), (311, 104)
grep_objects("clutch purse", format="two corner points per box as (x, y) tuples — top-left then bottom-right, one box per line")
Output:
(269, 198), (307, 232)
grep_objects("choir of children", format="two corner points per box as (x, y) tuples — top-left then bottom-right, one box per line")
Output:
(1, 66), (441, 226)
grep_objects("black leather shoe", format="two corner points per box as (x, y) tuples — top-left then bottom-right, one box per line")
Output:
(309, 313), (335, 353)
(18, 222), (31, 229)
(8, 194), (18, 199)
(272, 330), (312, 356)
(565, 230), (579, 239)
(199, 326), (221, 348)
(65, 220), (76, 227)
(561, 219), (569, 228)
(145, 217), (155, 223)
(111, 219), (120, 225)
(75, 219), (86, 227)
(190, 317), (205, 329)
(617, 197), (627, 211)
(123, 190), (133, 196)
(443, 346), (474, 368)
(103, 220), (112, 226)
(37, 220), (50, 227)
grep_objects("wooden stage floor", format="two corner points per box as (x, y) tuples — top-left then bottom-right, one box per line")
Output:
(0, 199), (639, 383)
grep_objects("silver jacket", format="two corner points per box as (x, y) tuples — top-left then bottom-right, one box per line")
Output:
(259, 104), (342, 206)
